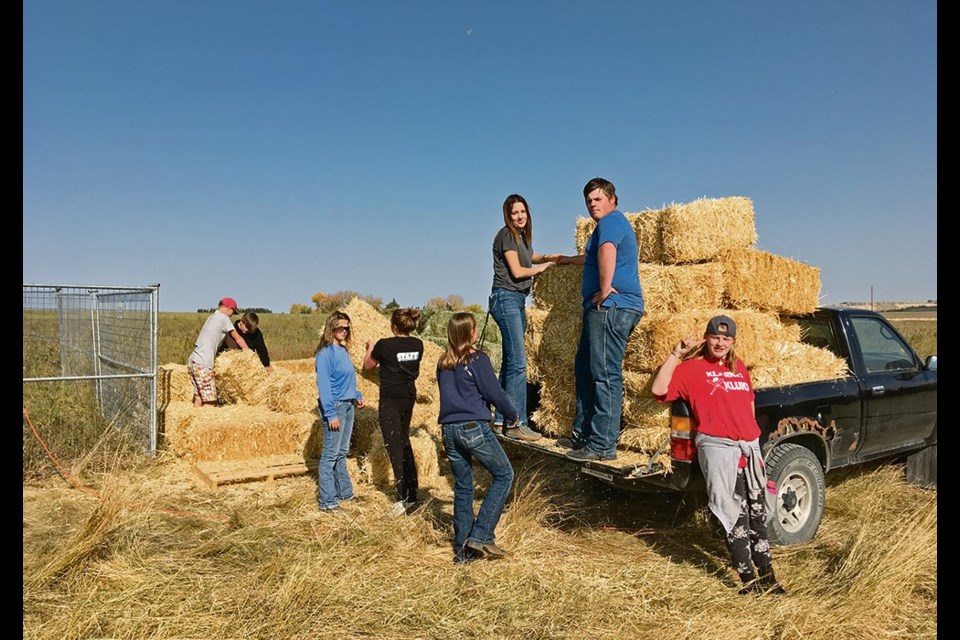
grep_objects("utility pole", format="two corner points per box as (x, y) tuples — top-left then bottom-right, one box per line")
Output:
(870, 286), (874, 311)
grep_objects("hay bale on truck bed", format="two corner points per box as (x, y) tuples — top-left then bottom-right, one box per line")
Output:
(638, 262), (725, 315)
(526, 193), (845, 463)
(575, 208), (667, 263)
(625, 308), (801, 373)
(719, 247), (821, 315)
(660, 196), (757, 264)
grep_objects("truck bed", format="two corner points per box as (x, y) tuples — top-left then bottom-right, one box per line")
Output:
(495, 432), (673, 485)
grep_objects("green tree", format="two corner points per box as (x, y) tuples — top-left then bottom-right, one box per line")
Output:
(310, 290), (384, 314)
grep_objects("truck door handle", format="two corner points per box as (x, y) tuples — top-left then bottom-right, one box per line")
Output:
(871, 385), (886, 396)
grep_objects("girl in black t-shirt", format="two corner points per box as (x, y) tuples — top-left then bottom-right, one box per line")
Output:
(363, 308), (425, 516)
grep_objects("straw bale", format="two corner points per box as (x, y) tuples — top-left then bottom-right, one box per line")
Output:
(272, 358), (315, 374)
(530, 375), (575, 438)
(411, 400), (441, 438)
(525, 307), (549, 383)
(626, 308), (797, 373)
(160, 401), (318, 462)
(342, 297), (393, 367)
(530, 372), (669, 455)
(213, 351), (321, 414)
(534, 307), (581, 375)
(415, 339), (444, 404)
(575, 209), (667, 263)
(410, 427), (443, 487)
(532, 265), (583, 314)
(356, 375), (380, 409)
(357, 426), (445, 492)
(357, 429), (393, 487)
(629, 208), (668, 263)
(639, 262), (724, 315)
(749, 341), (850, 389)
(719, 248), (821, 315)
(660, 197), (757, 264)
(158, 363), (194, 405)
(212, 349), (273, 405)
(620, 372), (671, 453)
(159, 401), (201, 454)
(351, 407), (382, 454)
(264, 371), (318, 414)
(574, 216), (594, 255)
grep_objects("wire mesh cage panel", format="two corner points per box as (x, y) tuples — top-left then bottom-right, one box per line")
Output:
(23, 284), (160, 455)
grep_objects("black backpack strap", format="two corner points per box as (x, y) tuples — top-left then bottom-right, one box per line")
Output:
(478, 307), (492, 352)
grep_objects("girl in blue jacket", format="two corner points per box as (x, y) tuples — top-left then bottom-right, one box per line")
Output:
(437, 312), (518, 563)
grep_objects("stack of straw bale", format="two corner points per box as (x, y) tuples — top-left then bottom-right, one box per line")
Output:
(530, 195), (847, 456)
(158, 297), (449, 491)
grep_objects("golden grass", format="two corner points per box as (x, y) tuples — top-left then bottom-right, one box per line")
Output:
(22, 454), (936, 640)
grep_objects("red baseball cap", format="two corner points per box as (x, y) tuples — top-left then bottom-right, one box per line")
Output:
(219, 297), (239, 314)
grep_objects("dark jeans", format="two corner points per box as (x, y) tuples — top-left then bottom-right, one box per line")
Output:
(571, 304), (643, 457)
(379, 395), (419, 504)
(441, 421), (515, 562)
(726, 470), (775, 580)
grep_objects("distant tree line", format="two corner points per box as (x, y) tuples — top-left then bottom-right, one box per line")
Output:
(197, 307), (273, 314)
(289, 291), (484, 330)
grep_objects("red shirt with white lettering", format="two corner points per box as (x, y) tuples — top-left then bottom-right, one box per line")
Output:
(655, 356), (760, 441)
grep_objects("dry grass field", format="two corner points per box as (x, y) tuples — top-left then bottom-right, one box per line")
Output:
(22, 445), (936, 640)
(23, 306), (937, 640)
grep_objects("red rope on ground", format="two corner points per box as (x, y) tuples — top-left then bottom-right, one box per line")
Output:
(23, 406), (229, 523)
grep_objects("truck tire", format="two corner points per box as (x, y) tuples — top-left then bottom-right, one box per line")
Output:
(764, 443), (825, 546)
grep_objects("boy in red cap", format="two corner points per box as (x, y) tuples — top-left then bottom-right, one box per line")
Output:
(187, 297), (249, 406)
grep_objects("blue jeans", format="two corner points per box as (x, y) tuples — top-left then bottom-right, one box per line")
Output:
(571, 305), (643, 457)
(441, 421), (515, 562)
(318, 401), (356, 509)
(489, 288), (528, 426)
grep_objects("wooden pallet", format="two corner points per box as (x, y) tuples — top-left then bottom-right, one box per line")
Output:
(193, 454), (318, 490)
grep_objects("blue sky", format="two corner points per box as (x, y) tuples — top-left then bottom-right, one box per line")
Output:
(23, 1), (937, 312)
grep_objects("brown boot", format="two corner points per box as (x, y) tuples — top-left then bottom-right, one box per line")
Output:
(503, 424), (542, 442)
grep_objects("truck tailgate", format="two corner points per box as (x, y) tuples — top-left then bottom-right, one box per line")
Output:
(495, 432), (671, 482)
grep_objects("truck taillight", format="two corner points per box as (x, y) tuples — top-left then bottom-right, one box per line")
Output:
(670, 415), (697, 461)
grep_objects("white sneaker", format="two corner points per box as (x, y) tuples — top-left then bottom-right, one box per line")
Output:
(389, 500), (408, 517)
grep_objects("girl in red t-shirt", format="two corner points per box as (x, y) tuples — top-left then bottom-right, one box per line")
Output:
(652, 315), (786, 595)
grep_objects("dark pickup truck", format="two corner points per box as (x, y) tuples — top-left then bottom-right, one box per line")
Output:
(501, 306), (937, 545)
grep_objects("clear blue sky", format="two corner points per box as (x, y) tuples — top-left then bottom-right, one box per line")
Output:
(23, 1), (937, 312)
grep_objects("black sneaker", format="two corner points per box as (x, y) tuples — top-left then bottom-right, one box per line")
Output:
(556, 437), (584, 450)
(565, 447), (617, 462)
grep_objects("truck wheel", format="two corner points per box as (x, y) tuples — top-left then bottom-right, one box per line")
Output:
(764, 443), (825, 546)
